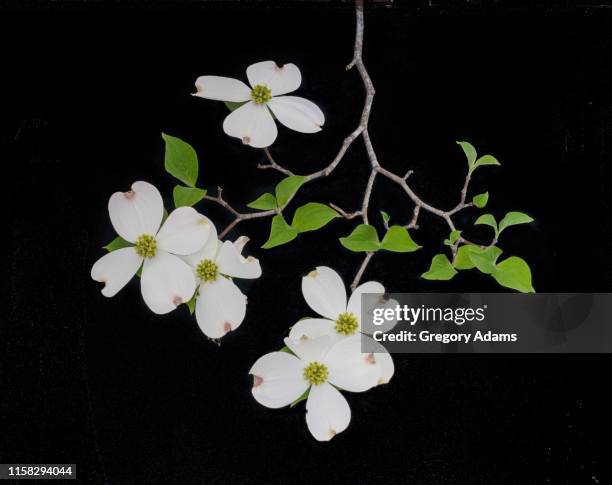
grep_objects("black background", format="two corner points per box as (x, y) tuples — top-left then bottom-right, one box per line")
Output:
(1, 1), (611, 483)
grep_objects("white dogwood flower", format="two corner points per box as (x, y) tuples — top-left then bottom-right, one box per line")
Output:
(91, 181), (210, 314)
(193, 60), (325, 148)
(250, 335), (380, 441)
(288, 266), (396, 385)
(182, 221), (261, 339)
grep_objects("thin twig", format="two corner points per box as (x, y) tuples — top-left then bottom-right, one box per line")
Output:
(351, 251), (374, 290)
(330, 203), (362, 220)
(257, 148), (295, 176)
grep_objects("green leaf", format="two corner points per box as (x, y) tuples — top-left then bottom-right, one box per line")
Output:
(262, 214), (298, 249)
(449, 229), (461, 245)
(492, 256), (535, 293)
(468, 245), (503, 275)
(380, 225), (420, 253)
(104, 236), (132, 252)
(186, 293), (196, 315)
(173, 186), (206, 208)
(498, 211), (534, 233)
(275, 175), (307, 207)
(453, 244), (477, 269)
(247, 193), (277, 210)
(457, 141), (477, 170)
(162, 133), (199, 187)
(422, 254), (458, 281)
(475, 213), (498, 235)
(290, 388), (310, 408)
(339, 224), (380, 252)
(291, 202), (339, 233)
(224, 101), (247, 111)
(380, 210), (390, 225)
(472, 192), (489, 209)
(472, 154), (501, 172)
(279, 346), (294, 354)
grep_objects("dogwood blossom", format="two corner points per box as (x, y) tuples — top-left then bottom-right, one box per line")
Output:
(250, 335), (380, 441)
(182, 220), (261, 338)
(193, 60), (325, 148)
(288, 266), (396, 385)
(91, 181), (210, 314)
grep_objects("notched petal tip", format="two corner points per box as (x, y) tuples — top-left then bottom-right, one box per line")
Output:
(223, 321), (233, 334)
(173, 296), (183, 306)
(365, 353), (376, 365)
(123, 190), (135, 200)
(252, 375), (263, 388)
(307, 269), (319, 278)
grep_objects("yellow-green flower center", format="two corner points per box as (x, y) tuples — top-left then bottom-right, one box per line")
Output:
(135, 234), (157, 259)
(251, 84), (272, 104)
(335, 312), (359, 335)
(303, 362), (329, 386)
(196, 259), (219, 282)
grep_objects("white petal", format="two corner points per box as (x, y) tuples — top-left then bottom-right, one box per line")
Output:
(305, 382), (351, 442)
(222, 101), (277, 148)
(193, 76), (252, 102)
(268, 96), (324, 133)
(347, 281), (385, 316)
(325, 335), (380, 392)
(140, 250), (196, 314)
(156, 207), (211, 255)
(216, 240), (262, 279)
(91, 247), (142, 297)
(233, 236), (250, 254)
(301, 266), (347, 320)
(108, 181), (164, 243)
(182, 216), (218, 267)
(346, 281), (398, 334)
(288, 318), (336, 341)
(375, 350), (395, 385)
(195, 277), (246, 339)
(283, 335), (332, 364)
(249, 352), (308, 409)
(246, 61), (301, 96)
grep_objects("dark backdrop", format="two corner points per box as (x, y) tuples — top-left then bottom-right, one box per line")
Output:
(1, 1), (611, 484)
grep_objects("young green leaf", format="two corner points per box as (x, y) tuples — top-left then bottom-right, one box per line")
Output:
(104, 236), (132, 252)
(291, 202), (339, 233)
(161, 133), (199, 187)
(247, 193), (277, 210)
(173, 186), (206, 208)
(449, 229), (461, 245)
(475, 213), (498, 235)
(380, 226), (420, 253)
(422, 254), (458, 281)
(472, 154), (501, 172)
(262, 214), (298, 249)
(275, 175), (307, 207)
(279, 345), (294, 354)
(453, 245), (477, 269)
(472, 192), (489, 209)
(186, 293), (196, 315)
(498, 211), (534, 233)
(468, 245), (503, 275)
(339, 224), (380, 252)
(456, 141), (477, 170)
(224, 101), (247, 111)
(492, 256), (535, 293)
(380, 210), (391, 225)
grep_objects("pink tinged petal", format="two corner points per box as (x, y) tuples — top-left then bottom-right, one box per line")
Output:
(246, 61), (302, 96)
(375, 350), (395, 385)
(249, 352), (309, 409)
(108, 181), (164, 243)
(222, 101), (278, 148)
(267, 96), (324, 133)
(301, 266), (347, 320)
(325, 335), (380, 392)
(91, 247), (142, 297)
(288, 318), (336, 341)
(193, 76), (252, 102)
(156, 207), (211, 255)
(182, 216), (219, 267)
(140, 250), (197, 314)
(195, 276), (246, 339)
(305, 382), (351, 442)
(283, 335), (332, 364)
(216, 240), (262, 279)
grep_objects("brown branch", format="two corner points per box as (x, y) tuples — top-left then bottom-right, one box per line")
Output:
(330, 203), (362, 220)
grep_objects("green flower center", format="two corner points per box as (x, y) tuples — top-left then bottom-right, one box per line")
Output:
(303, 362), (329, 386)
(335, 312), (359, 335)
(251, 84), (272, 104)
(135, 234), (157, 259)
(196, 259), (219, 282)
